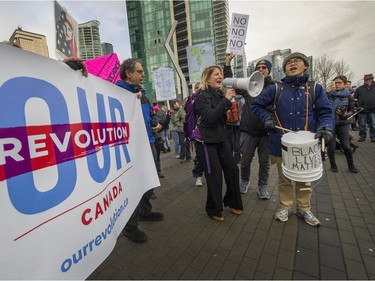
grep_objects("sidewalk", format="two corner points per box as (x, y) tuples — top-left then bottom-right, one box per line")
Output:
(88, 136), (375, 280)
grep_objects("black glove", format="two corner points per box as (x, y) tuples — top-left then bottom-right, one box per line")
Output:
(315, 126), (333, 143)
(264, 116), (276, 131)
(65, 61), (84, 71)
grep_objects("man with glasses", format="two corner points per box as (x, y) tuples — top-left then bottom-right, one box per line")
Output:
(252, 52), (333, 227)
(116, 58), (164, 243)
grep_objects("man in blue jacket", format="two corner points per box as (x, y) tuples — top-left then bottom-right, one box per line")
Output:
(252, 52), (333, 227)
(116, 58), (164, 243)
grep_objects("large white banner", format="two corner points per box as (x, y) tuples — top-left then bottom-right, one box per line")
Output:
(186, 42), (214, 84)
(0, 44), (159, 279)
(152, 67), (176, 101)
(226, 13), (250, 55)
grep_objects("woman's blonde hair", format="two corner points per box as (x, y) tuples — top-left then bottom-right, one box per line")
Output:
(199, 65), (223, 91)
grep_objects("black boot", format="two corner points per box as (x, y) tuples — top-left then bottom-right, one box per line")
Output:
(330, 162), (338, 172)
(349, 165), (358, 173)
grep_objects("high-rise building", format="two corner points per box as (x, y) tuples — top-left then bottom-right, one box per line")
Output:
(126, 0), (229, 101)
(101, 42), (114, 55)
(248, 49), (292, 81)
(9, 27), (49, 57)
(78, 20), (103, 59)
(233, 53), (247, 78)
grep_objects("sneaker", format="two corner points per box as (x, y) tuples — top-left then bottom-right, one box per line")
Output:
(175, 155), (180, 159)
(358, 138), (365, 142)
(297, 210), (321, 227)
(123, 226), (147, 243)
(258, 185), (270, 199)
(195, 177), (203, 187)
(139, 211), (164, 221)
(275, 208), (292, 222)
(239, 179), (249, 194)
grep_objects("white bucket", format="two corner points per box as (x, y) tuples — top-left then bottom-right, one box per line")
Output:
(281, 131), (322, 182)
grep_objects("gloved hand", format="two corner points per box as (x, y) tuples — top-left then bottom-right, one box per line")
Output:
(264, 116), (276, 131)
(315, 126), (333, 143)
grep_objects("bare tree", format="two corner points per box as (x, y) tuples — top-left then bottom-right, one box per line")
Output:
(313, 54), (355, 87)
(334, 59), (355, 81)
(313, 54), (336, 88)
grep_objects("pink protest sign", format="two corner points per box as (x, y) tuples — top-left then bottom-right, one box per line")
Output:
(85, 53), (121, 84)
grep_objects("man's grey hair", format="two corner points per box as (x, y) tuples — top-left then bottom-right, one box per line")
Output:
(120, 58), (141, 81)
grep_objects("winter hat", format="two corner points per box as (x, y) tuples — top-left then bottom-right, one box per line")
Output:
(153, 105), (159, 111)
(283, 52), (309, 72)
(363, 74), (374, 80)
(255, 59), (272, 74)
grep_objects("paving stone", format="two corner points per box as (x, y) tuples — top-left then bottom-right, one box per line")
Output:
(320, 265), (347, 280)
(294, 247), (319, 278)
(318, 226), (341, 247)
(345, 259), (369, 279)
(280, 234), (297, 251)
(263, 238), (281, 256)
(335, 218), (353, 231)
(353, 227), (373, 241)
(342, 242), (364, 262)
(245, 240), (264, 260)
(273, 266), (293, 280)
(276, 248), (295, 270)
(339, 229), (358, 245)
(217, 259), (239, 280)
(363, 254), (375, 275)
(298, 228), (318, 251)
(293, 270), (317, 279)
(257, 252), (277, 275)
(317, 201), (334, 214)
(236, 257), (257, 279)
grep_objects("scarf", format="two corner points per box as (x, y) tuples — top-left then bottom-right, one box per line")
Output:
(329, 88), (350, 123)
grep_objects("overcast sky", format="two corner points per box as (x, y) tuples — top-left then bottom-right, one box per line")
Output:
(0, 0), (374, 85)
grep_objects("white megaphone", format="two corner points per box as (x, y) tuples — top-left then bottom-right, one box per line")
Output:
(223, 71), (264, 97)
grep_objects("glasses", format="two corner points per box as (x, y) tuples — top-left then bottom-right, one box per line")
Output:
(256, 65), (268, 70)
(285, 58), (302, 66)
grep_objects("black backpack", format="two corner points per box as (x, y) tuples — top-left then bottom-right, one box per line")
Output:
(273, 80), (317, 111)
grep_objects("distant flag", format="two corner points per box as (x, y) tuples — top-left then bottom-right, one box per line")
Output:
(55, 0), (79, 59)
(85, 53), (121, 84)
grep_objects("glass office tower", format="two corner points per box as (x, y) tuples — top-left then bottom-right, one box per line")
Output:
(126, 0), (229, 101)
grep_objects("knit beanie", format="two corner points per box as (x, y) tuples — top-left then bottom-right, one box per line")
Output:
(255, 59), (272, 74)
(283, 52), (309, 72)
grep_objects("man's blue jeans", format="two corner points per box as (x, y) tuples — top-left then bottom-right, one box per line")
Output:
(170, 130), (180, 156)
(358, 112), (375, 140)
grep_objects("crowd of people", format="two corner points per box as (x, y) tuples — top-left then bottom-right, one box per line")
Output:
(7, 40), (374, 241)
(91, 52), (375, 236)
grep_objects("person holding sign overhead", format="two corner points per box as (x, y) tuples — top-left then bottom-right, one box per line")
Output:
(252, 52), (333, 227)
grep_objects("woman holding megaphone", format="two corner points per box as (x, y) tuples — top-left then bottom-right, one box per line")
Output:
(194, 65), (243, 222)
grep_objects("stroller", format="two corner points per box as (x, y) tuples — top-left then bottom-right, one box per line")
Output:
(335, 107), (363, 154)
